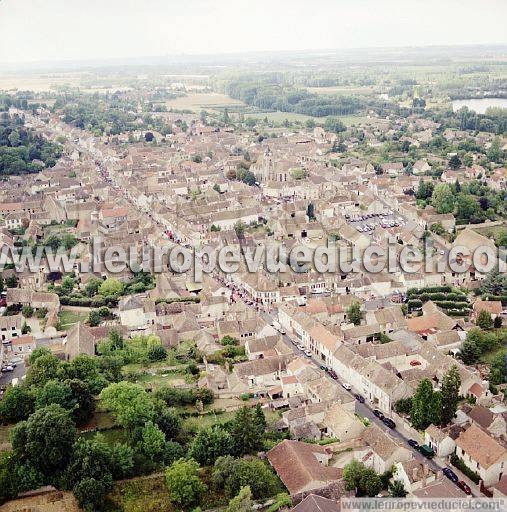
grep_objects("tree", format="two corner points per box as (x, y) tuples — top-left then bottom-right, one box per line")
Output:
(476, 310), (494, 330)
(343, 460), (382, 497)
(487, 137), (503, 163)
(5, 274), (18, 288)
(489, 351), (507, 385)
(410, 379), (440, 429)
(227, 486), (253, 512)
(416, 180), (435, 200)
(253, 403), (267, 435)
(148, 344), (167, 362)
(448, 154), (462, 170)
(431, 183), (455, 214)
(60, 276), (76, 294)
(306, 202), (315, 220)
(99, 278), (124, 297)
(221, 335), (239, 346)
(156, 408), (181, 440)
(99, 382), (155, 430)
(480, 266), (507, 296)
(189, 426), (233, 465)
(231, 406), (264, 456)
(347, 301), (362, 325)
(440, 365), (461, 425)
(459, 338), (481, 365)
(22, 305), (34, 317)
(88, 309), (102, 327)
(141, 421), (166, 460)
(389, 480), (407, 497)
(455, 193), (479, 221)
(35, 379), (75, 412)
(25, 353), (60, 387)
(324, 117), (346, 133)
(12, 404), (76, 475)
(27, 346), (52, 365)
(165, 458), (207, 509)
(0, 385), (35, 423)
(84, 277), (103, 297)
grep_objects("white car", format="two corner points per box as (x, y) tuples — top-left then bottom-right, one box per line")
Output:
(304, 350), (312, 357)
(297, 343), (305, 351)
(341, 382), (352, 390)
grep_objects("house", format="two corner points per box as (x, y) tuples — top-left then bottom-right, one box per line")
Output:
(321, 403), (366, 442)
(454, 423), (507, 487)
(290, 494), (340, 512)
(360, 424), (412, 473)
(393, 459), (436, 494)
(64, 322), (96, 360)
(412, 475), (470, 498)
(10, 334), (35, 356)
(472, 300), (503, 322)
(267, 439), (343, 496)
(118, 295), (146, 328)
(424, 424), (458, 457)
(0, 314), (23, 341)
(466, 405), (507, 439)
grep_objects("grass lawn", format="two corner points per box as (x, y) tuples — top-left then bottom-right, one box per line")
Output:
(81, 426), (130, 445)
(57, 310), (89, 329)
(480, 345), (506, 364)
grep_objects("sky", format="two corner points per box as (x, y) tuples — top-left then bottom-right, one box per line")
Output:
(0, 0), (506, 64)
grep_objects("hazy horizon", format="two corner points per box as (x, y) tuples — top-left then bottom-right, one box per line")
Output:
(1, 0), (506, 66)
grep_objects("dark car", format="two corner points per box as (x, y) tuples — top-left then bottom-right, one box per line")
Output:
(407, 439), (419, 449)
(443, 468), (458, 483)
(373, 409), (384, 420)
(457, 480), (472, 495)
(382, 417), (396, 429)
(354, 394), (365, 403)
(320, 365), (328, 371)
(327, 369), (338, 380)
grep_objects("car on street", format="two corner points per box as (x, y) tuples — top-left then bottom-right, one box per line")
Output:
(457, 481), (472, 495)
(319, 365), (328, 371)
(407, 439), (419, 449)
(354, 394), (365, 403)
(417, 444), (435, 458)
(327, 369), (338, 380)
(304, 350), (312, 357)
(382, 417), (396, 429)
(341, 382), (352, 391)
(373, 409), (384, 420)
(443, 468), (458, 483)
(1, 366), (14, 372)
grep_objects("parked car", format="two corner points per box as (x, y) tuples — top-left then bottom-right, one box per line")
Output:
(327, 369), (338, 380)
(457, 481), (472, 495)
(319, 365), (328, 371)
(382, 417), (396, 429)
(1, 366), (14, 372)
(373, 409), (384, 420)
(341, 382), (352, 391)
(304, 350), (312, 357)
(407, 439), (419, 449)
(409, 360), (422, 366)
(354, 394), (365, 403)
(443, 468), (458, 483)
(418, 444), (435, 458)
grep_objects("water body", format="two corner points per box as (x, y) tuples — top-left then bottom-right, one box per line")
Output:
(452, 98), (507, 114)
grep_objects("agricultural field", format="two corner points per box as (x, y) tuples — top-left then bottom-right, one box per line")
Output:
(0, 72), (89, 92)
(164, 92), (245, 112)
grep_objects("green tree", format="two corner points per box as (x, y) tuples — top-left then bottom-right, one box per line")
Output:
(60, 276), (76, 294)
(189, 425), (233, 466)
(148, 344), (167, 362)
(440, 365), (461, 425)
(476, 310), (494, 329)
(227, 486), (253, 512)
(22, 305), (34, 317)
(431, 183), (455, 214)
(84, 277), (103, 297)
(156, 408), (181, 440)
(343, 460), (382, 497)
(27, 346), (52, 365)
(487, 137), (503, 163)
(11, 404), (76, 475)
(489, 352), (507, 385)
(25, 353), (61, 387)
(231, 406), (263, 456)
(347, 301), (362, 325)
(459, 338), (481, 365)
(324, 117), (346, 133)
(165, 458), (207, 509)
(141, 421), (166, 460)
(479, 266), (507, 296)
(410, 379), (439, 429)
(0, 385), (35, 423)
(99, 278), (124, 297)
(448, 154), (462, 170)
(306, 202), (315, 220)
(389, 480), (407, 497)
(35, 379), (75, 412)
(73, 477), (111, 512)
(88, 310), (102, 327)
(99, 382), (155, 430)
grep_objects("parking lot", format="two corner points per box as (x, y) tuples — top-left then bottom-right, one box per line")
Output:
(345, 210), (406, 234)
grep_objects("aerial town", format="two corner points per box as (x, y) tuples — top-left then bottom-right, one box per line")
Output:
(0, 4), (506, 512)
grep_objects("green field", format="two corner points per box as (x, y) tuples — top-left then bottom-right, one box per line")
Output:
(57, 310), (89, 329)
(164, 92), (245, 112)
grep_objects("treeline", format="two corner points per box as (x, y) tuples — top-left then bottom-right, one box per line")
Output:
(0, 114), (61, 176)
(224, 80), (365, 117)
(426, 106), (507, 135)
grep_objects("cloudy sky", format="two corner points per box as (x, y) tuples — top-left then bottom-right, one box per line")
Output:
(1, 0), (506, 64)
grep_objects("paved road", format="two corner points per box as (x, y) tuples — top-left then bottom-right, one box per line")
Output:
(0, 361), (25, 386)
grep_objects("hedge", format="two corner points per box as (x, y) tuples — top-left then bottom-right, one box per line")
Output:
(450, 454), (480, 484)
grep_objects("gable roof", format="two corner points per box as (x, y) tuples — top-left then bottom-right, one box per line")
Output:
(455, 423), (506, 469)
(64, 322), (95, 360)
(267, 440), (342, 495)
(290, 494), (341, 512)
